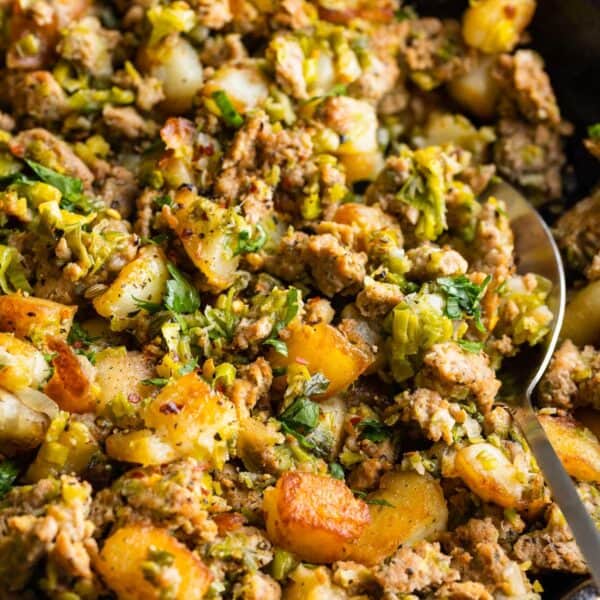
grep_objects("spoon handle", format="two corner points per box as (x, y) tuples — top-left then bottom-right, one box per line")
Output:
(515, 405), (600, 589)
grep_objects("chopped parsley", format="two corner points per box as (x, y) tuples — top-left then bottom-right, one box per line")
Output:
(164, 262), (200, 314)
(67, 322), (98, 345)
(133, 296), (163, 313)
(263, 287), (300, 356)
(212, 90), (244, 128)
(154, 195), (175, 209)
(141, 377), (169, 387)
(0, 460), (18, 499)
(588, 123), (600, 140)
(280, 397), (320, 433)
(329, 462), (345, 480)
(357, 418), (390, 443)
(437, 275), (491, 332)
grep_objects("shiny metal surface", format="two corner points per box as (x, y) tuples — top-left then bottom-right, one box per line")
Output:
(487, 181), (600, 590)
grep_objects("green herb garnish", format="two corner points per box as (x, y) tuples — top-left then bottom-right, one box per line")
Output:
(263, 287), (300, 356)
(234, 224), (267, 256)
(437, 275), (491, 332)
(329, 462), (345, 480)
(358, 418), (390, 443)
(280, 397), (320, 433)
(588, 123), (600, 140)
(164, 262), (200, 314)
(0, 460), (18, 499)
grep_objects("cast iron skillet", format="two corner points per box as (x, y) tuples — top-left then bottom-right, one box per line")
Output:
(412, 1), (600, 597)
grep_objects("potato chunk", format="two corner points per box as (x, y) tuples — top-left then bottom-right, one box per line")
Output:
(343, 471), (448, 565)
(106, 429), (179, 466)
(283, 565), (347, 600)
(93, 246), (168, 325)
(455, 442), (524, 509)
(263, 471), (370, 563)
(44, 338), (96, 413)
(0, 333), (50, 392)
(269, 323), (371, 398)
(94, 347), (154, 412)
(561, 280), (600, 346)
(144, 372), (238, 468)
(539, 415), (600, 483)
(97, 525), (212, 600)
(462, 0), (536, 54)
(0, 294), (76, 343)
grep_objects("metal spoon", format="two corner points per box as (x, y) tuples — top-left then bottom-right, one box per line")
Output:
(487, 180), (600, 590)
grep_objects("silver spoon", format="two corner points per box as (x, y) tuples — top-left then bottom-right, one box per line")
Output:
(487, 180), (600, 590)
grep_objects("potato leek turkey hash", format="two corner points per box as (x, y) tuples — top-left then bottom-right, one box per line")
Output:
(0, 0), (599, 597)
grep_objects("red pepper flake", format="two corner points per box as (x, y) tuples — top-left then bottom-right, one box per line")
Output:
(128, 393), (141, 404)
(295, 357), (309, 365)
(159, 401), (182, 415)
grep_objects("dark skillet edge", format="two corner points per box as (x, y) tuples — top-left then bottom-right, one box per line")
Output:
(412, 1), (600, 597)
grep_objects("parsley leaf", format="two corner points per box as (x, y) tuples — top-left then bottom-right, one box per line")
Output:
(588, 123), (600, 140)
(329, 462), (345, 480)
(280, 397), (320, 434)
(263, 338), (288, 356)
(68, 322), (98, 345)
(358, 418), (390, 443)
(365, 497), (395, 507)
(212, 90), (244, 128)
(154, 195), (174, 209)
(457, 339), (484, 353)
(25, 159), (93, 213)
(0, 460), (18, 498)
(133, 296), (163, 313)
(437, 275), (491, 332)
(234, 225), (268, 256)
(164, 263), (200, 314)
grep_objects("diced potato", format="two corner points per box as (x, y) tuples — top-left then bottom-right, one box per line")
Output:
(339, 151), (385, 184)
(0, 388), (49, 455)
(447, 55), (500, 119)
(269, 322), (371, 398)
(539, 415), (600, 483)
(263, 471), (370, 563)
(333, 202), (400, 250)
(0, 333), (50, 392)
(144, 372), (238, 468)
(455, 442), (524, 509)
(97, 525), (212, 600)
(106, 429), (179, 466)
(204, 64), (269, 114)
(25, 413), (98, 482)
(462, 0), (536, 54)
(139, 35), (204, 113)
(93, 246), (168, 323)
(166, 189), (240, 293)
(561, 280), (600, 346)
(44, 338), (96, 413)
(343, 471), (448, 565)
(236, 417), (284, 472)
(283, 565), (347, 600)
(94, 347), (155, 413)
(0, 294), (76, 343)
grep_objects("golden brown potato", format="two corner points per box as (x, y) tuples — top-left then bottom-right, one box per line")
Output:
(561, 281), (600, 346)
(44, 338), (96, 413)
(263, 471), (370, 563)
(0, 333), (50, 392)
(539, 414), (600, 483)
(144, 372), (238, 468)
(105, 429), (179, 466)
(269, 323), (371, 398)
(94, 347), (154, 413)
(0, 294), (76, 342)
(97, 525), (212, 600)
(342, 471), (448, 565)
(333, 203), (400, 250)
(462, 0), (536, 54)
(455, 442), (524, 509)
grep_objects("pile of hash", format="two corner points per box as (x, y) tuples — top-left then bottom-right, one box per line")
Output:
(0, 0), (599, 598)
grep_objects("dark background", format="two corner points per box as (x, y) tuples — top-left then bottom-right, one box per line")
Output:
(413, 1), (600, 597)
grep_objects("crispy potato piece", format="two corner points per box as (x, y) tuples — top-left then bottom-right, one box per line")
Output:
(97, 525), (212, 600)
(455, 442), (524, 509)
(561, 280), (600, 346)
(0, 388), (49, 455)
(43, 338), (96, 413)
(343, 471), (448, 565)
(93, 246), (168, 323)
(0, 294), (76, 342)
(462, 0), (536, 54)
(333, 203), (400, 250)
(105, 429), (179, 466)
(263, 471), (370, 563)
(94, 347), (154, 413)
(539, 414), (600, 483)
(0, 333), (50, 392)
(269, 323), (371, 398)
(144, 372), (238, 468)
